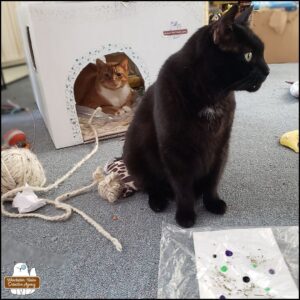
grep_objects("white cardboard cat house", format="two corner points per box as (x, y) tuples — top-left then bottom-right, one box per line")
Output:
(18, 1), (208, 149)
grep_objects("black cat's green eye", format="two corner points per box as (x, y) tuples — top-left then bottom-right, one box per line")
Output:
(244, 52), (252, 62)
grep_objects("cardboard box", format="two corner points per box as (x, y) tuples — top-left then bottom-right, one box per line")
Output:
(18, 2), (207, 149)
(250, 9), (299, 64)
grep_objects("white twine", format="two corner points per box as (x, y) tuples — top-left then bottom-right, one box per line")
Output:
(1, 108), (122, 252)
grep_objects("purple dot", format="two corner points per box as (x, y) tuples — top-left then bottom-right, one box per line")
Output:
(225, 250), (233, 257)
(219, 295), (226, 299)
(269, 269), (275, 275)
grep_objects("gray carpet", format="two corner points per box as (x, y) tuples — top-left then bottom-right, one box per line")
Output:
(1, 63), (299, 299)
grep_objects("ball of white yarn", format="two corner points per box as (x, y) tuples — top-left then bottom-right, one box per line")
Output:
(1, 148), (46, 194)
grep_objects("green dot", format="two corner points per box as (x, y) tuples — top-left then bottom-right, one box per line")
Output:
(252, 263), (257, 268)
(220, 265), (228, 272)
(264, 287), (271, 292)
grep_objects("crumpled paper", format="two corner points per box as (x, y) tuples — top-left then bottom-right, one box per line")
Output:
(12, 184), (46, 213)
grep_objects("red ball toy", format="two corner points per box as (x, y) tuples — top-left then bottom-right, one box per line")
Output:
(3, 129), (29, 148)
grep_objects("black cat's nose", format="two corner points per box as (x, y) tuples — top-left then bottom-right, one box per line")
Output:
(259, 60), (270, 76)
(264, 65), (270, 76)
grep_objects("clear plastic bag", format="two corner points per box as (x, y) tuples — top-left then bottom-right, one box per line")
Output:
(158, 222), (299, 299)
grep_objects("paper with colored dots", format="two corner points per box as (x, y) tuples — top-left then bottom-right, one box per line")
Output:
(193, 228), (298, 299)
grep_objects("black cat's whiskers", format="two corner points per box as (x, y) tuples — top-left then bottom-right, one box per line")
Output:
(224, 68), (259, 92)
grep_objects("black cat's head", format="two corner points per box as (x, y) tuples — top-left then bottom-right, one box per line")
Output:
(209, 5), (269, 93)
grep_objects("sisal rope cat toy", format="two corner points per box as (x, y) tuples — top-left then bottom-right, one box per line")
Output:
(1, 108), (138, 252)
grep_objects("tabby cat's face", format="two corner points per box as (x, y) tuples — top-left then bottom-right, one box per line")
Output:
(96, 58), (129, 89)
(210, 6), (269, 93)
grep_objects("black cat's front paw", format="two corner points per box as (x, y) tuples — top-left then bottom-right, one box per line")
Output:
(148, 194), (169, 212)
(175, 210), (196, 228)
(204, 198), (227, 215)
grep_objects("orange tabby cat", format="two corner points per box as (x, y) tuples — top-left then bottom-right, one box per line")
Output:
(74, 58), (133, 115)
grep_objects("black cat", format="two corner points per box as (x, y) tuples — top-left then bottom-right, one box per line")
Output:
(123, 6), (269, 228)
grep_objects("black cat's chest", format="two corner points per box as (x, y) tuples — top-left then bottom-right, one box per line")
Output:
(197, 104), (224, 126)
(181, 98), (235, 162)
(194, 101), (233, 134)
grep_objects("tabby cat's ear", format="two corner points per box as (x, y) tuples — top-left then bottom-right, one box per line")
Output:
(96, 58), (105, 70)
(212, 5), (238, 45)
(235, 6), (253, 26)
(119, 58), (128, 72)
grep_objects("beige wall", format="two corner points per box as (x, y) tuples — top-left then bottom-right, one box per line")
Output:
(1, 1), (25, 66)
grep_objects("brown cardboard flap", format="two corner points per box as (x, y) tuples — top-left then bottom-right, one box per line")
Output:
(250, 9), (299, 63)
(269, 10), (287, 35)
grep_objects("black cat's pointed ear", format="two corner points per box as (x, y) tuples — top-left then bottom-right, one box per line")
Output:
(235, 6), (253, 26)
(212, 5), (239, 45)
(221, 5), (239, 25)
